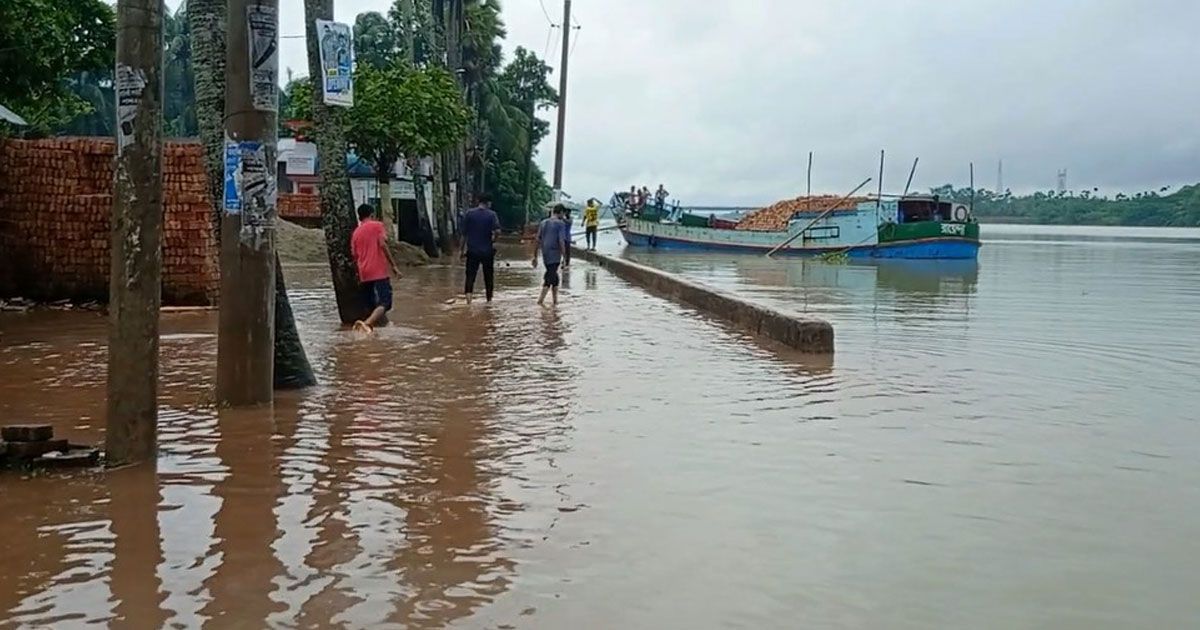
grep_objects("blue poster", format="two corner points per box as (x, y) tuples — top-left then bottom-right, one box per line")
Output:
(223, 141), (242, 213)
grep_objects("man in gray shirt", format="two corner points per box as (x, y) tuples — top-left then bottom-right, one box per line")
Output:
(532, 205), (568, 306)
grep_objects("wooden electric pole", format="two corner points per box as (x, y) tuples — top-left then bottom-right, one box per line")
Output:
(551, 0), (571, 194)
(106, 0), (164, 467)
(216, 0), (279, 406)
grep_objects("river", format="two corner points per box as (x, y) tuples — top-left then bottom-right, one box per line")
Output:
(1, 225), (1198, 628)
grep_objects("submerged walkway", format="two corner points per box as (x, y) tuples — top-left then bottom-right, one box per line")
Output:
(0, 254), (837, 628)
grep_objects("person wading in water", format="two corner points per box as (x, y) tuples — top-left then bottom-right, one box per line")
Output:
(532, 205), (568, 307)
(351, 204), (402, 332)
(459, 193), (502, 303)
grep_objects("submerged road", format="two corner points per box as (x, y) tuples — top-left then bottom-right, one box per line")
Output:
(0, 256), (836, 629)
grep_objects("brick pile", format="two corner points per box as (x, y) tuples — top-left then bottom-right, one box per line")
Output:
(0, 137), (217, 305)
(278, 193), (321, 222)
(736, 195), (870, 231)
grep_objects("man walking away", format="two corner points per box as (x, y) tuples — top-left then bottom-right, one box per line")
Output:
(460, 193), (501, 303)
(562, 208), (574, 269)
(533, 205), (567, 307)
(584, 198), (600, 250)
(655, 184), (669, 212)
(351, 204), (403, 332)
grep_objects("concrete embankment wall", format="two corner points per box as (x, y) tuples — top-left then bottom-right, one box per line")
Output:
(572, 247), (834, 353)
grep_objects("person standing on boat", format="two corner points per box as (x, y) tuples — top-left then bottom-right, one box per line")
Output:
(655, 184), (669, 212)
(627, 186), (639, 216)
(584, 198), (601, 250)
(533, 205), (568, 307)
(459, 193), (501, 303)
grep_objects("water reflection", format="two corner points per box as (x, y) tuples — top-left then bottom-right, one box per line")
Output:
(5, 227), (1198, 628)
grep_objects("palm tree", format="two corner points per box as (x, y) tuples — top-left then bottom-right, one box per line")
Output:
(304, 0), (368, 324)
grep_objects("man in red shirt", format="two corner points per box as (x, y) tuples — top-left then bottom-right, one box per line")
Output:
(350, 204), (402, 332)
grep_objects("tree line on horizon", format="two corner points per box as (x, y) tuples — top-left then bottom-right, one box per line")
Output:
(930, 183), (1200, 227)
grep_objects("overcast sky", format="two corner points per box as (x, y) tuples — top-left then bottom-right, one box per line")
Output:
(177, 0), (1200, 205)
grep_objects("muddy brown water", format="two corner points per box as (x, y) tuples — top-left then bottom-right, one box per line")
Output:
(2, 226), (1199, 628)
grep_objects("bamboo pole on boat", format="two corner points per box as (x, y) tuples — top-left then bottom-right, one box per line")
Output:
(806, 151), (813, 214)
(765, 177), (872, 258)
(969, 162), (975, 215)
(876, 150), (885, 210)
(570, 224), (620, 243)
(903, 157), (919, 197)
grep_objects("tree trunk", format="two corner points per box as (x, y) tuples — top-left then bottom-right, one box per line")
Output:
(192, 0), (314, 389)
(410, 160), (439, 257)
(107, 0), (164, 467)
(378, 171), (394, 240)
(187, 0), (225, 246)
(432, 154), (454, 254)
(304, 0), (366, 324)
(273, 256), (316, 389)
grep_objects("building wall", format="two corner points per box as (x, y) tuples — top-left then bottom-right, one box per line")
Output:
(0, 137), (217, 305)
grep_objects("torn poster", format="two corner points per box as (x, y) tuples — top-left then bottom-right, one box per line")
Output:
(247, 5), (279, 111)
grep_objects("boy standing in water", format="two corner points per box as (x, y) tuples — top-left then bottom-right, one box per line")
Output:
(459, 193), (501, 303)
(351, 204), (402, 332)
(584, 198), (600, 250)
(532, 205), (567, 307)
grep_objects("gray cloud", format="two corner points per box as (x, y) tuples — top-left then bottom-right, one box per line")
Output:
(182, 0), (1200, 205)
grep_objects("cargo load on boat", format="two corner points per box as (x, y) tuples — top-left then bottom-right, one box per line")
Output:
(736, 196), (871, 231)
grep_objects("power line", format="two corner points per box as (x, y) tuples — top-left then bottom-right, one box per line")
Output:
(569, 25), (581, 61)
(538, 0), (555, 24)
(543, 24), (558, 60)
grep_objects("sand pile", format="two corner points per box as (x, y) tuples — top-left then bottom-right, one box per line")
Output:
(276, 220), (430, 266)
(736, 195), (870, 231)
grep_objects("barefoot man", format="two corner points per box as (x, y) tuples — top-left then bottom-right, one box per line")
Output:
(351, 204), (402, 332)
(532, 204), (567, 307)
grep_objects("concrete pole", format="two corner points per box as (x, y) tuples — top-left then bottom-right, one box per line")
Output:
(106, 0), (164, 467)
(216, 0), (279, 406)
(551, 0), (571, 194)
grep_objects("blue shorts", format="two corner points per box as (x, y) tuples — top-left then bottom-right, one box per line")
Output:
(362, 279), (393, 311)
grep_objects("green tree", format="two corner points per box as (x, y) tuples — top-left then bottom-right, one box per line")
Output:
(292, 63), (471, 246)
(0, 0), (115, 134)
(353, 11), (399, 70)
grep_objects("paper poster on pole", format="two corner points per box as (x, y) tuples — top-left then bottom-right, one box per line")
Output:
(115, 63), (146, 154)
(316, 19), (354, 107)
(224, 139), (243, 213)
(247, 5), (279, 111)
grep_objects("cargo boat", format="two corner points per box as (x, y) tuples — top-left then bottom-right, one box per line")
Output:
(617, 196), (981, 259)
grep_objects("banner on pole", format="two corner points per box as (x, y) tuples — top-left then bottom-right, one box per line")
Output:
(316, 19), (354, 107)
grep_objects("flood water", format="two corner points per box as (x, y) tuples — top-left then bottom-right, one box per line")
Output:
(2, 225), (1199, 628)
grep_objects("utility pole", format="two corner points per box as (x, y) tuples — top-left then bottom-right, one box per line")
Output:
(107, 0), (164, 467)
(551, 0), (571, 196)
(217, 0), (279, 406)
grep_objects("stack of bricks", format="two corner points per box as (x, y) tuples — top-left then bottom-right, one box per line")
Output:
(0, 137), (218, 305)
(278, 193), (321, 225)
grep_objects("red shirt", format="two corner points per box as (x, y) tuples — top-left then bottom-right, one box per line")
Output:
(351, 219), (389, 282)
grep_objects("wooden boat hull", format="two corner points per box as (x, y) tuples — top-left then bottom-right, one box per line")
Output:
(619, 218), (981, 259)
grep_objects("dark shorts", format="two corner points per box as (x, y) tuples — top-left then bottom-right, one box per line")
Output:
(362, 278), (393, 311)
(543, 263), (561, 288)
(585, 225), (598, 235)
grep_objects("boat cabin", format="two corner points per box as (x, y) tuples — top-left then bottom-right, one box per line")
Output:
(897, 195), (971, 223)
